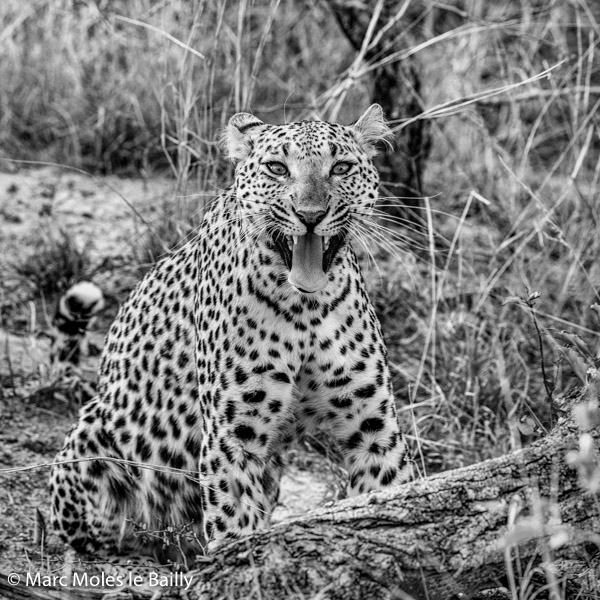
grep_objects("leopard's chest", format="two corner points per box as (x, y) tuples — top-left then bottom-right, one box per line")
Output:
(196, 246), (359, 357)
(193, 203), (373, 402)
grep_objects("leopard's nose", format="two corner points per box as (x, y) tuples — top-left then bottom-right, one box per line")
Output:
(294, 206), (327, 226)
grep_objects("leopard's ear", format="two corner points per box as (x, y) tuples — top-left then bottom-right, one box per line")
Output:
(222, 113), (266, 161)
(351, 104), (394, 157)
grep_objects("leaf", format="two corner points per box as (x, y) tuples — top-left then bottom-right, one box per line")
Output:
(549, 330), (592, 360)
(502, 296), (523, 306)
(33, 507), (46, 546)
(556, 347), (589, 383)
(518, 416), (535, 436)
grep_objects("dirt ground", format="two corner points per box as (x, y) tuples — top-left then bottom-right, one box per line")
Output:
(0, 166), (336, 584)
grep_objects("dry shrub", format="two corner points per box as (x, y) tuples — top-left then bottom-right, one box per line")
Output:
(13, 228), (92, 297)
(0, 0), (354, 177)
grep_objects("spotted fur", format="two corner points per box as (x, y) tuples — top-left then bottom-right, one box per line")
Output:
(49, 105), (412, 563)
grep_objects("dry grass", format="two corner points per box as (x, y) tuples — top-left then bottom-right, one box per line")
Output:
(0, 0), (353, 176)
(12, 228), (92, 297)
(2, 0), (600, 597)
(369, 1), (600, 475)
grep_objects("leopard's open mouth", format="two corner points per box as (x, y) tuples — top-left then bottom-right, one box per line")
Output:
(271, 231), (345, 293)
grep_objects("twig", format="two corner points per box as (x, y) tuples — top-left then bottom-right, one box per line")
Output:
(112, 14), (205, 61)
(4, 334), (16, 391)
(476, 85), (600, 105)
(524, 290), (556, 427)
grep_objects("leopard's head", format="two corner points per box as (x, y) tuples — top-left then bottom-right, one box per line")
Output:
(224, 105), (393, 294)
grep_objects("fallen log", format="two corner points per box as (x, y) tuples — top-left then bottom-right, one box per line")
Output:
(1, 393), (598, 600)
(192, 392), (599, 599)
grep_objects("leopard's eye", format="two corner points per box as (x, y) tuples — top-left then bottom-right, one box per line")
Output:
(266, 162), (289, 177)
(331, 162), (353, 176)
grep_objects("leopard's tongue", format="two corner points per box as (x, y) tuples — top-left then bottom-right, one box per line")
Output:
(288, 233), (328, 293)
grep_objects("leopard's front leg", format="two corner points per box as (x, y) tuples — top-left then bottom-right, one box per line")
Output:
(299, 320), (412, 496)
(199, 367), (295, 551)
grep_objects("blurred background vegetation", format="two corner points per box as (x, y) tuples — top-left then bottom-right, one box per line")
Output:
(2, 0), (600, 476)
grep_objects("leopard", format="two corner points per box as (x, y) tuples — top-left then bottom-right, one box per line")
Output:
(49, 104), (413, 566)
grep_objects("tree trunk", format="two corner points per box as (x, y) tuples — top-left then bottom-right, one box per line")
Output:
(3, 393), (598, 600)
(324, 0), (430, 223)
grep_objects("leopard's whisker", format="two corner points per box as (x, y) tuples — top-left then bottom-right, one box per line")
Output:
(347, 222), (382, 276)
(352, 207), (450, 251)
(351, 218), (418, 267)
(247, 221), (271, 255)
(173, 213), (245, 251)
(353, 206), (428, 230)
(373, 204), (457, 220)
(351, 214), (435, 254)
